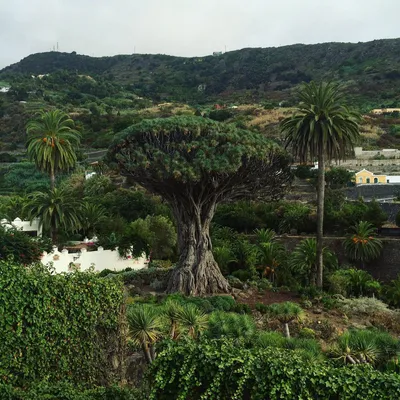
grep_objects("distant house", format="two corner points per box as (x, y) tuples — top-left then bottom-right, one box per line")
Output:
(371, 108), (400, 115)
(355, 169), (400, 185)
(0, 86), (10, 93)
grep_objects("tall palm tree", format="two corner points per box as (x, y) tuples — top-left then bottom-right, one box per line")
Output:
(26, 110), (81, 189)
(281, 82), (361, 287)
(26, 187), (82, 243)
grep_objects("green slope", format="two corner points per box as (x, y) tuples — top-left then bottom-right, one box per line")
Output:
(2, 38), (400, 104)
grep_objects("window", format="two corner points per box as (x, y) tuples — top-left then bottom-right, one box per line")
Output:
(387, 179), (390, 183)
(374, 178), (378, 183)
(359, 177), (363, 183)
(366, 178), (370, 184)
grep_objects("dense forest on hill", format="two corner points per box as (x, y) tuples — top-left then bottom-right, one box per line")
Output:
(2, 39), (400, 105)
(1, 39), (400, 154)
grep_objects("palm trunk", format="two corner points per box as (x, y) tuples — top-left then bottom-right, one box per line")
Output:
(316, 149), (325, 288)
(150, 345), (156, 362)
(283, 323), (291, 339)
(166, 200), (230, 296)
(50, 170), (56, 190)
(142, 343), (152, 364)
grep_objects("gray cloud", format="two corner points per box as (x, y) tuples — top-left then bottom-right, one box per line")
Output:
(1, 0), (399, 69)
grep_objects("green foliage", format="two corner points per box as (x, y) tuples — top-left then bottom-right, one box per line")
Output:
(26, 110), (81, 187)
(289, 238), (338, 286)
(0, 225), (52, 264)
(26, 187), (83, 242)
(267, 302), (304, 324)
(338, 297), (390, 316)
(206, 312), (257, 340)
(329, 268), (381, 297)
(330, 329), (399, 368)
(384, 275), (400, 307)
(149, 338), (400, 399)
(0, 261), (124, 387)
(281, 81), (361, 164)
(0, 382), (142, 400)
(325, 167), (354, 188)
(278, 202), (314, 234)
(343, 221), (383, 265)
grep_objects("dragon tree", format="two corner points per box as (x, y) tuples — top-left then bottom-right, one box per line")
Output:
(108, 116), (292, 295)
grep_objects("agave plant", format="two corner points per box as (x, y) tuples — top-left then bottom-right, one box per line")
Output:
(343, 221), (383, 267)
(267, 302), (304, 338)
(207, 312), (257, 341)
(127, 304), (162, 364)
(254, 228), (276, 244)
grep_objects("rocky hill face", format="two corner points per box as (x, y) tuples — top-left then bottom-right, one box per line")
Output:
(2, 38), (400, 105)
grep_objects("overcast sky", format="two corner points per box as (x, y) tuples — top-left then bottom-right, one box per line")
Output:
(0, 0), (399, 69)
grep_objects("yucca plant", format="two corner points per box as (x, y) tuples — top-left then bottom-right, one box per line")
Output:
(343, 221), (383, 267)
(256, 331), (287, 349)
(267, 302), (304, 338)
(329, 329), (398, 367)
(177, 304), (208, 339)
(127, 304), (162, 364)
(162, 300), (184, 340)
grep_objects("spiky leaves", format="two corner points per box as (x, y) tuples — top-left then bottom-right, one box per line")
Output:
(343, 221), (383, 266)
(108, 117), (292, 295)
(281, 81), (361, 289)
(127, 305), (162, 364)
(268, 302), (304, 338)
(26, 110), (81, 189)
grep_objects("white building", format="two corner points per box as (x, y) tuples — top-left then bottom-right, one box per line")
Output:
(1, 218), (42, 236)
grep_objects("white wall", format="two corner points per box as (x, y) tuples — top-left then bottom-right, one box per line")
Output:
(387, 175), (400, 183)
(41, 246), (149, 273)
(1, 218), (42, 236)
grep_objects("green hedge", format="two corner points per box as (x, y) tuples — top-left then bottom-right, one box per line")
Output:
(0, 261), (124, 387)
(0, 382), (141, 400)
(149, 339), (400, 399)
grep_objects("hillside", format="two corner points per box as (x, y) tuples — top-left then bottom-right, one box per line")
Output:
(2, 39), (400, 105)
(2, 39), (400, 154)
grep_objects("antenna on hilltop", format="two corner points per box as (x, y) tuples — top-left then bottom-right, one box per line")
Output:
(225, 45), (227, 53)
(57, 42), (59, 51)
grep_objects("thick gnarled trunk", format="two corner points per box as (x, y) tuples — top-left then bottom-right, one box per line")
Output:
(167, 201), (230, 296)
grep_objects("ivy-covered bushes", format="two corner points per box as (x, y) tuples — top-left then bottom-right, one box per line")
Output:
(0, 382), (142, 400)
(150, 339), (400, 399)
(0, 261), (125, 387)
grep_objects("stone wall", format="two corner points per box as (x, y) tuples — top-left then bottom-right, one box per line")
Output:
(278, 236), (400, 281)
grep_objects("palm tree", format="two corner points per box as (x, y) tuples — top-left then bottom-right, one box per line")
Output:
(289, 238), (338, 287)
(26, 110), (81, 189)
(343, 221), (383, 268)
(281, 82), (361, 287)
(268, 302), (304, 339)
(80, 202), (108, 239)
(127, 305), (162, 364)
(26, 187), (82, 243)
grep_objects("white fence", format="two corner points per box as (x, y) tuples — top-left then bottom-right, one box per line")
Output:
(41, 246), (149, 273)
(1, 218), (42, 236)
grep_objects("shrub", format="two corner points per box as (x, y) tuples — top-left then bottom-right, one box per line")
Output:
(121, 268), (171, 286)
(0, 225), (52, 264)
(267, 302), (304, 338)
(299, 327), (317, 339)
(227, 275), (244, 289)
(329, 268), (381, 297)
(206, 312), (257, 340)
(0, 261), (124, 387)
(384, 275), (400, 307)
(231, 269), (253, 281)
(150, 339), (400, 399)
(338, 296), (390, 316)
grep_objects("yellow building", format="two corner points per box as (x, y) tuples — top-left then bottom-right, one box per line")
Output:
(355, 169), (387, 185)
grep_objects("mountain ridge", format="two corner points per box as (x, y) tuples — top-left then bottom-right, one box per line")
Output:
(2, 38), (400, 104)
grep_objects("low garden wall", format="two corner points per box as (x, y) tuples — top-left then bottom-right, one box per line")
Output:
(41, 246), (149, 273)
